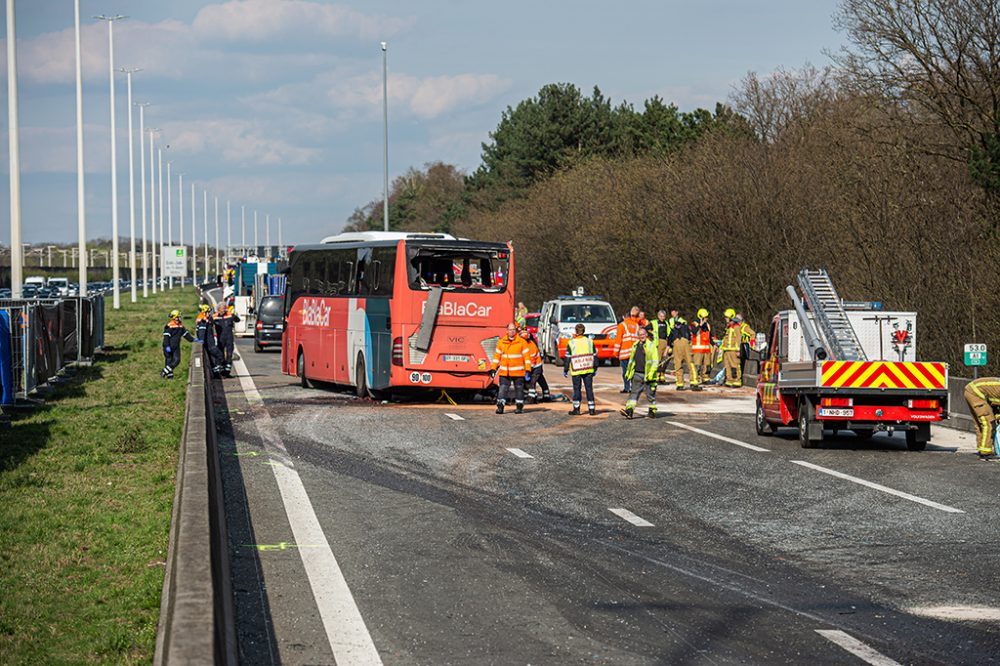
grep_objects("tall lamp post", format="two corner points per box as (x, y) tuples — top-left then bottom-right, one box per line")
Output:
(178, 173), (184, 286)
(214, 196), (220, 276)
(202, 190), (209, 280)
(381, 41), (389, 232)
(157, 147), (164, 290)
(147, 127), (159, 293)
(191, 182), (197, 286)
(7, 0), (23, 299)
(241, 205), (246, 254)
(137, 103), (150, 297)
(74, 0), (87, 297)
(96, 14), (126, 309)
(121, 66), (141, 302)
(166, 160), (173, 289)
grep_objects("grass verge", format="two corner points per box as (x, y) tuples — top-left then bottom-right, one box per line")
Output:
(0, 287), (201, 664)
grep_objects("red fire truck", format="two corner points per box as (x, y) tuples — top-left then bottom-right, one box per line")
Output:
(755, 269), (949, 450)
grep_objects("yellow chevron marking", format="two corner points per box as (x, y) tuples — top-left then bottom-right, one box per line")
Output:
(885, 363), (917, 389)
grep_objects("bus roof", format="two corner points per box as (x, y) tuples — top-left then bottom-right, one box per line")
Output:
(292, 237), (509, 254)
(320, 231), (457, 244)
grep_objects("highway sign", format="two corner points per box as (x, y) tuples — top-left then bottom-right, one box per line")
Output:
(964, 343), (987, 367)
(162, 246), (187, 278)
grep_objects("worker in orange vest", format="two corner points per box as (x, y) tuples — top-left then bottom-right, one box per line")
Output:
(491, 322), (533, 414)
(520, 327), (550, 403)
(692, 308), (713, 384)
(613, 306), (642, 393)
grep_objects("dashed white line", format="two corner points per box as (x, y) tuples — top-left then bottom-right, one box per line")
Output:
(666, 421), (771, 452)
(791, 460), (964, 514)
(506, 447), (534, 459)
(608, 508), (654, 527)
(232, 356), (383, 666)
(444, 413), (465, 421)
(815, 630), (902, 666)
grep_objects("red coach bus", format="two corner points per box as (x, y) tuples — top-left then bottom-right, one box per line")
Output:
(282, 232), (514, 397)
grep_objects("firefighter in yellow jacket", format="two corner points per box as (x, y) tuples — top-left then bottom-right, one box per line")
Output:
(491, 323), (533, 414)
(620, 327), (659, 419)
(721, 308), (743, 388)
(964, 377), (1000, 460)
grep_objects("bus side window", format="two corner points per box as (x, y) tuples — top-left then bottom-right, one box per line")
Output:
(356, 248), (372, 295)
(371, 247), (395, 296)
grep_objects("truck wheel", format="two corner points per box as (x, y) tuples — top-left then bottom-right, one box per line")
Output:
(755, 399), (776, 436)
(798, 399), (821, 449)
(905, 424), (929, 451)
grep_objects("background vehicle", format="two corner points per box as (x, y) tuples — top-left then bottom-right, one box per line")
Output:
(538, 295), (618, 366)
(756, 269), (948, 450)
(46, 277), (69, 296)
(524, 311), (540, 337)
(254, 295), (285, 352)
(282, 231), (513, 397)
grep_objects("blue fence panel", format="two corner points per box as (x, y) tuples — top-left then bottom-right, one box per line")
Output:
(0, 310), (12, 405)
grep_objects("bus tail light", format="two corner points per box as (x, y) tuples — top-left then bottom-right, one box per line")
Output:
(907, 399), (939, 409)
(821, 397), (853, 407)
(392, 337), (404, 366)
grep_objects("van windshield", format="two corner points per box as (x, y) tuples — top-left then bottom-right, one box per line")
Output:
(406, 245), (509, 293)
(559, 304), (615, 323)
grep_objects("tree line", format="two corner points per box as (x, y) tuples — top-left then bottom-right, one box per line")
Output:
(346, 0), (1000, 373)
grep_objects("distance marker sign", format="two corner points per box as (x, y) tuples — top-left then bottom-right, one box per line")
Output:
(964, 343), (987, 367)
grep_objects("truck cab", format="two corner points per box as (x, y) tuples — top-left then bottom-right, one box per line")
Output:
(538, 296), (619, 365)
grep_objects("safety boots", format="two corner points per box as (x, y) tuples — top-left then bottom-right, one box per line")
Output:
(496, 402), (505, 414)
(568, 407), (581, 416)
(515, 403), (524, 414)
(620, 406), (634, 419)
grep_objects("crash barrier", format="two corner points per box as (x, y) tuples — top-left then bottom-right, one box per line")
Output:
(0, 295), (105, 404)
(154, 343), (238, 665)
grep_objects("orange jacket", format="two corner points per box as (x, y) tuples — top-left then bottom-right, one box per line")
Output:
(691, 322), (712, 353)
(523, 337), (542, 368)
(613, 316), (641, 361)
(492, 335), (533, 377)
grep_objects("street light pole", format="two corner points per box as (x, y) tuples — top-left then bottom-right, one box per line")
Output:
(147, 128), (158, 294)
(178, 173), (184, 285)
(214, 196), (220, 276)
(278, 217), (282, 256)
(241, 205), (245, 252)
(381, 41), (389, 232)
(266, 213), (270, 253)
(226, 200), (231, 263)
(7, 0), (23, 299)
(166, 160), (173, 289)
(191, 182), (197, 286)
(137, 104), (149, 297)
(254, 210), (258, 251)
(96, 14), (126, 309)
(121, 67), (140, 302)
(74, 0), (87, 297)
(202, 190), (209, 280)
(157, 147), (163, 290)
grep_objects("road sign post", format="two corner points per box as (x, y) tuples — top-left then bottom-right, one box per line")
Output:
(162, 246), (187, 280)
(964, 343), (988, 380)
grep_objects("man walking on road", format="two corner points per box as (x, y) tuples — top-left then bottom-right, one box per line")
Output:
(614, 306), (642, 393)
(491, 323), (533, 414)
(964, 377), (1000, 460)
(621, 327), (659, 419)
(564, 323), (597, 415)
(213, 301), (240, 376)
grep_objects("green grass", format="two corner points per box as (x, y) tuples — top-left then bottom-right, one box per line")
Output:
(0, 287), (201, 664)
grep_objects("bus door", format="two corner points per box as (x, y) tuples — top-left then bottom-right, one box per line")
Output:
(356, 246), (393, 390)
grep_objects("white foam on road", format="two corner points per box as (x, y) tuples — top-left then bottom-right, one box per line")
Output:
(506, 447), (534, 459)
(608, 508), (654, 527)
(666, 421), (771, 452)
(232, 356), (383, 666)
(815, 630), (902, 666)
(908, 605), (1000, 622)
(791, 460), (964, 514)
(444, 413), (465, 421)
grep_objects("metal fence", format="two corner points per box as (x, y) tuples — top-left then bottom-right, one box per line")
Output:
(0, 294), (105, 403)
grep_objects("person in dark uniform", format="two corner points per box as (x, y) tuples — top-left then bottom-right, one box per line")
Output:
(162, 309), (195, 379)
(213, 301), (240, 375)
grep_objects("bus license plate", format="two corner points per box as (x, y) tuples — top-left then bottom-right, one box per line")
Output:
(819, 408), (853, 418)
(442, 355), (469, 363)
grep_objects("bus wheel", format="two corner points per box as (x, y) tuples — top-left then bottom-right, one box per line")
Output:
(355, 355), (368, 399)
(297, 351), (313, 389)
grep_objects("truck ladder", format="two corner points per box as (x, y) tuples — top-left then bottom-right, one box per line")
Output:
(797, 269), (867, 361)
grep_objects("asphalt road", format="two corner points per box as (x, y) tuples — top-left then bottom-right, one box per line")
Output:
(214, 336), (1000, 665)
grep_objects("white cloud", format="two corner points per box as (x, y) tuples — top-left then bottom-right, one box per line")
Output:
(192, 0), (412, 43)
(164, 118), (321, 166)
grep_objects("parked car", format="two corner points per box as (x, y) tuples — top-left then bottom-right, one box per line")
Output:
(254, 295), (285, 352)
(524, 311), (541, 338)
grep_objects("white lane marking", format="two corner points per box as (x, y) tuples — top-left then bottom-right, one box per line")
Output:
(791, 460), (964, 514)
(608, 508), (654, 527)
(232, 356), (383, 665)
(444, 413), (465, 421)
(815, 630), (902, 666)
(666, 420), (770, 452)
(908, 605), (1000, 622)
(506, 447), (534, 459)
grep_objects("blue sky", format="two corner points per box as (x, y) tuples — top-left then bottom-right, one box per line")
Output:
(0, 0), (843, 246)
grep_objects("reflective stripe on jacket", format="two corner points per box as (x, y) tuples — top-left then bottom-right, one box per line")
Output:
(691, 322), (712, 353)
(969, 378), (1000, 405)
(566, 335), (597, 376)
(721, 323), (741, 351)
(492, 335), (533, 376)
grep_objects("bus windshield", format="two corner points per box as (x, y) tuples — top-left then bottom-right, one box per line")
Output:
(406, 244), (509, 292)
(559, 303), (615, 323)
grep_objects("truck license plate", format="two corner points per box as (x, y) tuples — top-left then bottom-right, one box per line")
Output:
(442, 355), (469, 363)
(819, 408), (854, 418)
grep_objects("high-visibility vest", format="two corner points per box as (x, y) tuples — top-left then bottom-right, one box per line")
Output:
(625, 339), (659, 382)
(721, 323), (741, 351)
(614, 317), (641, 360)
(691, 324), (712, 353)
(740, 322), (756, 344)
(492, 336), (533, 377)
(567, 335), (596, 376)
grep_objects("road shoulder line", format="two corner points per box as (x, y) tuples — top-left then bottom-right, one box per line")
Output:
(815, 629), (902, 666)
(666, 420), (771, 452)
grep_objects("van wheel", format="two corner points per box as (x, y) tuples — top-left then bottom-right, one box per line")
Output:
(798, 399), (821, 448)
(356, 355), (368, 399)
(755, 399), (775, 436)
(297, 351), (313, 389)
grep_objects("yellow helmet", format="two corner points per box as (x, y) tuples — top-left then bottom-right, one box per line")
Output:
(724, 308), (736, 319)
(169, 309), (181, 319)
(199, 304), (210, 313)
(697, 308), (709, 319)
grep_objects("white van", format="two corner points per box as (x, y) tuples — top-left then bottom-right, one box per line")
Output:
(538, 296), (620, 366)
